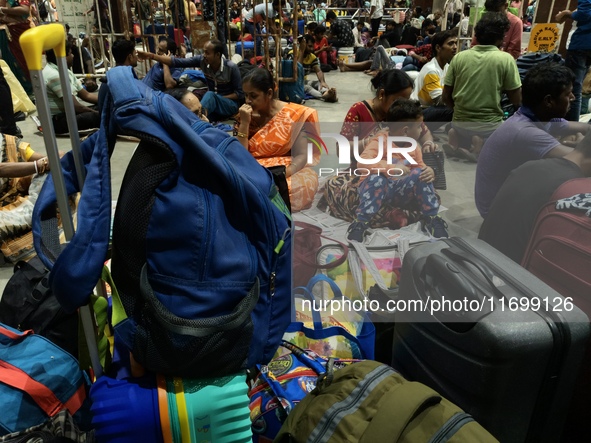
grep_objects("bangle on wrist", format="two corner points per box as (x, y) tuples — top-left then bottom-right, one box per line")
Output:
(34, 160), (39, 174)
(234, 130), (247, 138)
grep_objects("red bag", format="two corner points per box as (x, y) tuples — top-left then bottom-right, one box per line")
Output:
(522, 177), (591, 308)
(522, 177), (591, 440)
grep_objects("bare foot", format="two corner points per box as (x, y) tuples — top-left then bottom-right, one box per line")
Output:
(471, 135), (484, 156)
(338, 59), (347, 72)
(365, 70), (378, 76)
(447, 127), (458, 149)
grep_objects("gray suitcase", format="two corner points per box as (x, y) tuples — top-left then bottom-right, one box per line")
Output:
(392, 237), (590, 443)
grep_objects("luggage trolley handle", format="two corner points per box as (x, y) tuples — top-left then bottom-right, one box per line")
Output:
(20, 24), (102, 379)
(20, 24), (86, 238)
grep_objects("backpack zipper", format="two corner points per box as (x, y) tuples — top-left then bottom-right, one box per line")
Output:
(428, 412), (474, 443)
(311, 365), (393, 442)
(217, 139), (262, 280)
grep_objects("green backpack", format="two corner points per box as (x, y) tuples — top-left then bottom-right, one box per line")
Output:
(275, 361), (498, 443)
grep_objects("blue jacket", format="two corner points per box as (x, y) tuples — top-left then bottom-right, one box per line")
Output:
(569, 0), (591, 50)
(142, 62), (183, 91)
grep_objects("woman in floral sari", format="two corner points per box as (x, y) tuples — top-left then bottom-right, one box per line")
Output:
(325, 69), (440, 229)
(235, 68), (321, 212)
(0, 133), (49, 262)
(0, 0), (33, 94)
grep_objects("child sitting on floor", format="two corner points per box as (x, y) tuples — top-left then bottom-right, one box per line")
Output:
(347, 98), (449, 241)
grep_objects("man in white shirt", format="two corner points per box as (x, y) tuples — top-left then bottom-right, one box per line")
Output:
(352, 20), (365, 48)
(369, 0), (384, 38)
(411, 30), (458, 129)
(460, 9), (470, 36)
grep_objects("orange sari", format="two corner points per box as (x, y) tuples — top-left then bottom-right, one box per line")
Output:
(248, 103), (320, 212)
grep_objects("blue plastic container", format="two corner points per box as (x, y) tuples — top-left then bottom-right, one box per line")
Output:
(235, 41), (255, 57)
(90, 373), (252, 443)
(163, 374), (252, 442)
(90, 376), (163, 443)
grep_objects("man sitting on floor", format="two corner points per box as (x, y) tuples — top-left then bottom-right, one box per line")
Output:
(442, 12), (521, 161)
(112, 38), (139, 68)
(475, 63), (590, 218)
(411, 29), (458, 128)
(294, 35), (337, 102)
(479, 131), (591, 263)
(326, 11), (355, 49)
(141, 37), (184, 92)
(139, 40), (244, 121)
(43, 40), (99, 134)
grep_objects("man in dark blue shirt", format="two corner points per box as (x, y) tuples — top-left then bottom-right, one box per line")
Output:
(141, 38), (184, 92)
(139, 40), (244, 121)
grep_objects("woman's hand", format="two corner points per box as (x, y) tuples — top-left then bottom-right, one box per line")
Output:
(239, 104), (253, 125)
(422, 140), (437, 153)
(419, 166), (435, 183)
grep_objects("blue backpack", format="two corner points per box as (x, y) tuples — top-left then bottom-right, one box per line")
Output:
(33, 67), (292, 377)
(278, 60), (305, 104)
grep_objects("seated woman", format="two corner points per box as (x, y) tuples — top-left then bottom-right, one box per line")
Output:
(347, 99), (448, 241)
(325, 69), (440, 229)
(235, 68), (321, 212)
(0, 133), (50, 262)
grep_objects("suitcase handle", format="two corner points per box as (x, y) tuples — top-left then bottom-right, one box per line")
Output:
(420, 254), (492, 326)
(422, 254), (479, 301)
(442, 248), (505, 300)
(20, 23), (67, 71)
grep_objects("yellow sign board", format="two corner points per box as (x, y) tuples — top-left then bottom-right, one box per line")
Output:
(527, 23), (561, 53)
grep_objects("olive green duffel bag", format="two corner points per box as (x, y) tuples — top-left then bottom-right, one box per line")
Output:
(274, 360), (498, 443)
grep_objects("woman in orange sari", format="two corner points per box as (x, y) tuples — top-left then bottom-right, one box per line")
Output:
(235, 68), (321, 212)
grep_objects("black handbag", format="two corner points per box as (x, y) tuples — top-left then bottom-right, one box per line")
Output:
(0, 257), (78, 357)
(422, 150), (447, 190)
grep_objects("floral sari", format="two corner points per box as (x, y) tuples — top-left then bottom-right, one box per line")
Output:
(247, 103), (320, 212)
(324, 101), (434, 229)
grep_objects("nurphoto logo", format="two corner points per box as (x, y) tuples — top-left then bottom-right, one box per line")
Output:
(306, 132), (418, 177)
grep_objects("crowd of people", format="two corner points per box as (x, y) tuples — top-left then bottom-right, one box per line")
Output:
(0, 0), (590, 261)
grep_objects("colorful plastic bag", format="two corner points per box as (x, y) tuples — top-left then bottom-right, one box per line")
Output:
(249, 341), (360, 443)
(282, 274), (375, 360)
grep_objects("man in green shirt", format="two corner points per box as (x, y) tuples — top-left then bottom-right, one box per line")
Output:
(442, 12), (521, 161)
